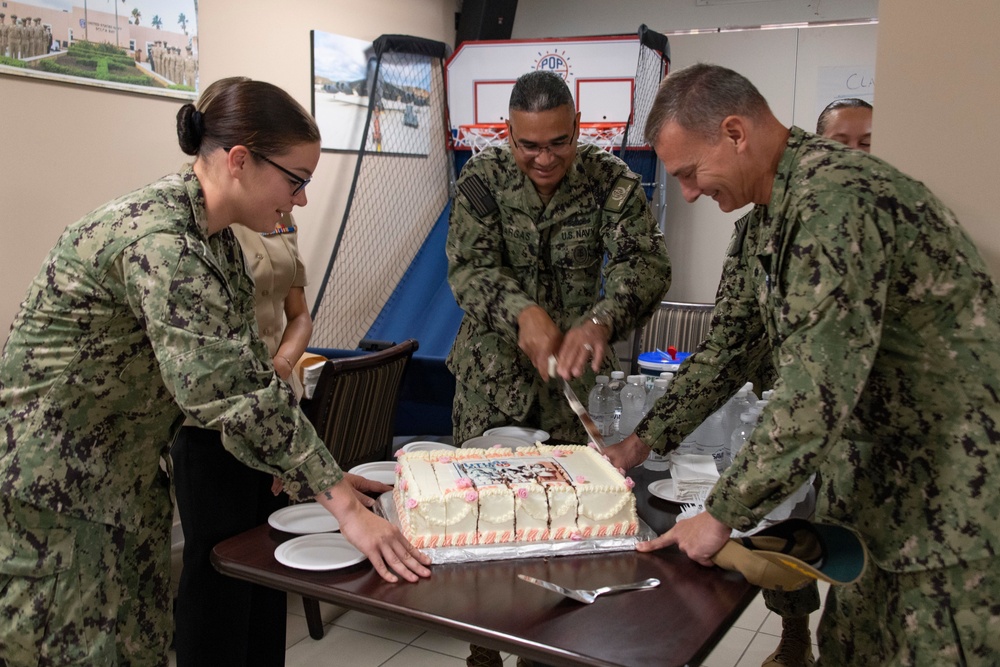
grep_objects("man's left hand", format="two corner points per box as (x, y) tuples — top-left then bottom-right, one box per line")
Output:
(636, 510), (731, 567)
(606, 433), (652, 470)
(557, 319), (610, 379)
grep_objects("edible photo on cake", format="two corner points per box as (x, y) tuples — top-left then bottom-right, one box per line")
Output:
(456, 458), (572, 487)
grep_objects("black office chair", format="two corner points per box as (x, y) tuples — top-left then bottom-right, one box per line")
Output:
(298, 338), (418, 638)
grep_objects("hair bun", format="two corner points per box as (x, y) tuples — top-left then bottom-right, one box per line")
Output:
(176, 103), (203, 155)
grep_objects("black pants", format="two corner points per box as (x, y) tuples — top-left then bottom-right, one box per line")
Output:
(171, 426), (289, 667)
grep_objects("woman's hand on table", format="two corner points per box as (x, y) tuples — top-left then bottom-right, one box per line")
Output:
(637, 510), (730, 567)
(317, 480), (432, 583)
(606, 433), (652, 470)
(343, 472), (392, 508)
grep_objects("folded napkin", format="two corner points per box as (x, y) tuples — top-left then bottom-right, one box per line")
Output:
(669, 453), (719, 503)
(295, 353), (328, 400)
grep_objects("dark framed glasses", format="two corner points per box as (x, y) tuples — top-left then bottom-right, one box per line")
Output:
(224, 147), (311, 195)
(508, 119), (578, 158)
(252, 151), (311, 196)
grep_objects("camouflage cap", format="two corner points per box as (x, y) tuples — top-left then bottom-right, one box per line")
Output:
(712, 518), (867, 591)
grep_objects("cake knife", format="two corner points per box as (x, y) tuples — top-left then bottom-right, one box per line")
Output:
(548, 355), (607, 453)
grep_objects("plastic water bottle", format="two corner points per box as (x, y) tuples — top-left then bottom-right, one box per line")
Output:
(588, 375), (611, 438)
(729, 411), (757, 463)
(619, 375), (647, 436)
(606, 371), (626, 443)
(643, 377), (669, 415)
(726, 386), (752, 434)
(743, 382), (759, 406)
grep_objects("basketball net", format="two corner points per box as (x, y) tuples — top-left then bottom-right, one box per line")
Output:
(456, 122), (626, 154)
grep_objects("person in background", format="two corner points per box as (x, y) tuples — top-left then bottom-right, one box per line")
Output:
(815, 98), (872, 153)
(0, 76), (430, 667)
(446, 70), (670, 667)
(170, 212), (311, 667)
(609, 63), (1000, 665)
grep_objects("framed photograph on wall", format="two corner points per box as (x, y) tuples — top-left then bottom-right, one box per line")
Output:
(0, 0), (198, 99)
(311, 29), (432, 155)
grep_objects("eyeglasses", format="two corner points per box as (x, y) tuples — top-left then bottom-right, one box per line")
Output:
(508, 120), (578, 158)
(224, 147), (311, 195)
(252, 151), (311, 196)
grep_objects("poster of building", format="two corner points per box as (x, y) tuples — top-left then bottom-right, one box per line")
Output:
(0, 0), (198, 98)
(311, 29), (432, 155)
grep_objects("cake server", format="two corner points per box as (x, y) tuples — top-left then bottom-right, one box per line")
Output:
(549, 355), (608, 453)
(517, 574), (660, 604)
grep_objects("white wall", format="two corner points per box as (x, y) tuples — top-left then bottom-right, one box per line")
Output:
(874, 0), (1000, 280)
(512, 0), (879, 37)
(0, 0), (455, 344)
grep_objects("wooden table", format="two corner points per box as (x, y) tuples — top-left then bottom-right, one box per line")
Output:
(211, 466), (757, 667)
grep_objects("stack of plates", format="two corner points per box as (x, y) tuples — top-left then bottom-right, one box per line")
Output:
(347, 461), (397, 485)
(274, 533), (366, 571)
(460, 435), (534, 449)
(268, 503), (340, 534)
(483, 426), (550, 444)
(400, 441), (458, 455)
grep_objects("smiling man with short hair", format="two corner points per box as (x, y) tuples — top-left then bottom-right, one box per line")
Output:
(446, 70), (670, 454)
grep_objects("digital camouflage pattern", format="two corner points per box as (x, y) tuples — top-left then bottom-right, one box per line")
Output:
(446, 144), (670, 443)
(634, 127), (1000, 661)
(818, 557), (999, 665)
(0, 166), (341, 663)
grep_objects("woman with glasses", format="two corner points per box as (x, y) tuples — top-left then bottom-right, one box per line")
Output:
(0, 76), (430, 667)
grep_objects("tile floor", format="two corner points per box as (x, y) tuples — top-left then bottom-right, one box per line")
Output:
(167, 582), (827, 667)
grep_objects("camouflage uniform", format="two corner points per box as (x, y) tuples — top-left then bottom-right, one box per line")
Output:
(0, 166), (342, 666)
(446, 144), (670, 444)
(635, 127), (1000, 663)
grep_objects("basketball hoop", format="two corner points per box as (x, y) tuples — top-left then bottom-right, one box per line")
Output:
(455, 122), (627, 154)
(455, 124), (508, 154)
(577, 123), (627, 152)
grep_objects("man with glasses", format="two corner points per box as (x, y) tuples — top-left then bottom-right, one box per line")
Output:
(447, 68), (670, 667)
(446, 70), (669, 448)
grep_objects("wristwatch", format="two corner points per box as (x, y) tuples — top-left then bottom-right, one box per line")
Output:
(589, 309), (613, 335)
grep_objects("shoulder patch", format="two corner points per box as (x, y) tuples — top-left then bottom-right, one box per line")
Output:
(603, 174), (639, 214)
(458, 174), (499, 217)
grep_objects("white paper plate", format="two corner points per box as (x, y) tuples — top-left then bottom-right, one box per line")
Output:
(267, 503), (340, 534)
(274, 533), (367, 571)
(648, 479), (684, 503)
(483, 426), (550, 443)
(348, 461), (397, 485)
(460, 435), (535, 450)
(400, 441), (459, 454)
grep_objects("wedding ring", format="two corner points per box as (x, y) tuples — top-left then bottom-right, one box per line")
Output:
(583, 343), (594, 353)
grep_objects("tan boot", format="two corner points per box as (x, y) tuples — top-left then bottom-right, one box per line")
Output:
(762, 616), (815, 667)
(467, 644), (504, 667)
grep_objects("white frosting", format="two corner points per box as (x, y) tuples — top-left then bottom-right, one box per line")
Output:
(394, 445), (637, 546)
